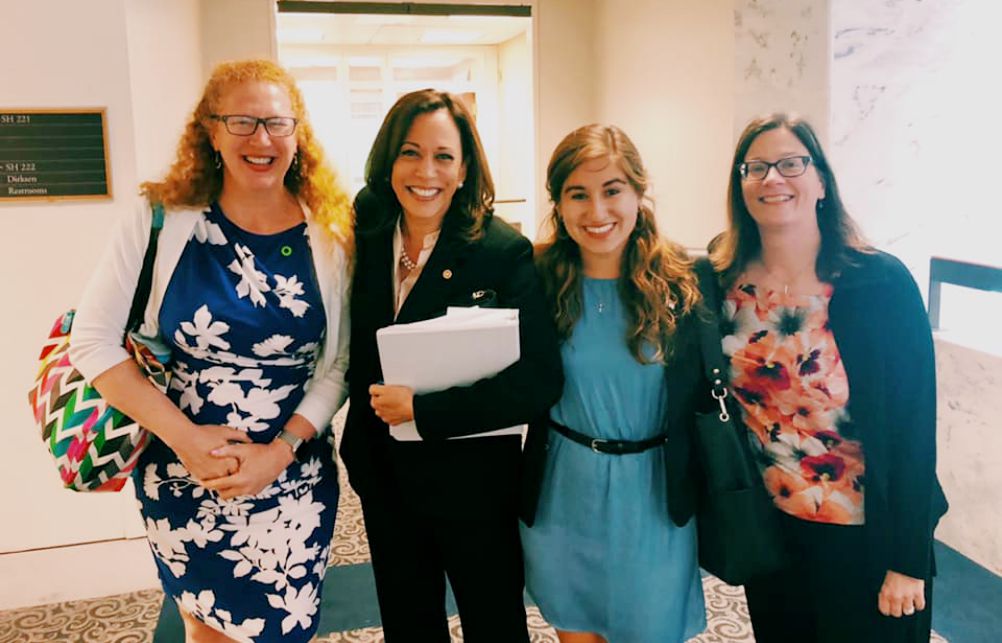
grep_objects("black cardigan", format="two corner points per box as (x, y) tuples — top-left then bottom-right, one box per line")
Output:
(703, 250), (948, 579)
(826, 250), (948, 579)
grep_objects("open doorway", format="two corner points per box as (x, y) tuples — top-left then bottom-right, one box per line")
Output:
(276, 3), (535, 236)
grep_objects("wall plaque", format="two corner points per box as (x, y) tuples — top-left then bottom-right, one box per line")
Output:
(0, 109), (111, 202)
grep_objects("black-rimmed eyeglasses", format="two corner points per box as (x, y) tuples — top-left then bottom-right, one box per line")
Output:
(738, 155), (812, 181)
(209, 114), (298, 137)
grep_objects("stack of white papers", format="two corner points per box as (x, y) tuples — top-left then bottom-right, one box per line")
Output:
(376, 307), (524, 441)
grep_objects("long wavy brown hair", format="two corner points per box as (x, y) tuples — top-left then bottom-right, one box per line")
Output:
(536, 124), (700, 364)
(358, 89), (493, 241)
(140, 59), (352, 249)
(710, 113), (870, 286)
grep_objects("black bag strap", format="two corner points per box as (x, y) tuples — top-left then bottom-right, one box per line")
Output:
(693, 257), (733, 423)
(124, 203), (165, 335)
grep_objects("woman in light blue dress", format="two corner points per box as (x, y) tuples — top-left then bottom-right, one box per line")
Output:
(522, 124), (706, 643)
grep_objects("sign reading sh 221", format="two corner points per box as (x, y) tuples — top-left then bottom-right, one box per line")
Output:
(0, 109), (111, 201)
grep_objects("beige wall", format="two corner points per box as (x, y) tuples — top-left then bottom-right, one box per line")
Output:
(497, 30), (536, 236)
(127, 0), (205, 188)
(200, 0), (277, 78)
(593, 0), (735, 249)
(534, 0), (598, 233)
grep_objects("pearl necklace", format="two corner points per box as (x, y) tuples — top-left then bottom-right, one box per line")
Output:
(399, 251), (418, 272)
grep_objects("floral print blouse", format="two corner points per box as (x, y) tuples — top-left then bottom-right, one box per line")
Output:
(721, 283), (865, 525)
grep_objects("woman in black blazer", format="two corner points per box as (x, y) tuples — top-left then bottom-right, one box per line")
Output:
(707, 113), (948, 643)
(340, 89), (563, 643)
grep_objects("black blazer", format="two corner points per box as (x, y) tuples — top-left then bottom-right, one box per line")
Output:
(341, 206), (563, 519)
(520, 295), (708, 529)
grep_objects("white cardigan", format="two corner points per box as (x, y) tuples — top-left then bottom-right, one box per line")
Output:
(69, 199), (351, 433)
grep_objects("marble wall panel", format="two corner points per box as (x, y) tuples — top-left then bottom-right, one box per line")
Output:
(934, 337), (1002, 576)
(830, 0), (1001, 282)
(733, 0), (829, 141)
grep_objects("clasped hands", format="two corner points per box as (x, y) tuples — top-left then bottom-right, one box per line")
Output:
(171, 423), (295, 500)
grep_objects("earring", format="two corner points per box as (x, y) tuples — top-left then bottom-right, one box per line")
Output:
(817, 198), (825, 211)
(292, 152), (300, 171)
(213, 150), (222, 169)
(458, 181), (464, 189)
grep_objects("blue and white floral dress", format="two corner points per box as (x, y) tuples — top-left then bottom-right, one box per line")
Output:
(135, 203), (338, 642)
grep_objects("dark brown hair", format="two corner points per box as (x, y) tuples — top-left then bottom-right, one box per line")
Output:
(359, 89), (493, 240)
(711, 113), (871, 286)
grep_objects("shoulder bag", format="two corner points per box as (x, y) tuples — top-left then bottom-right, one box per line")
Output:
(693, 257), (789, 586)
(28, 204), (168, 492)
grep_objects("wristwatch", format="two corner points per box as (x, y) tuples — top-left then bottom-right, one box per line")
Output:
(275, 429), (305, 459)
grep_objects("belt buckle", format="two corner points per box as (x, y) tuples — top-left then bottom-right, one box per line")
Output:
(590, 438), (609, 454)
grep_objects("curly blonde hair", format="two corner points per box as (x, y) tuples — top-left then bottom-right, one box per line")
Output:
(536, 124), (700, 364)
(140, 59), (352, 250)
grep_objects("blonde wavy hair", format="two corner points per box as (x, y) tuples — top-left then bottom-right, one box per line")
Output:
(140, 59), (352, 250)
(536, 124), (700, 364)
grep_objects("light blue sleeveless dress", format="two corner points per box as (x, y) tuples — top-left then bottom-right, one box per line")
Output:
(134, 203), (338, 643)
(520, 277), (706, 643)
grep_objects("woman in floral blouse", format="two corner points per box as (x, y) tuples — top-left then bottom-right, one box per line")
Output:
(705, 113), (948, 643)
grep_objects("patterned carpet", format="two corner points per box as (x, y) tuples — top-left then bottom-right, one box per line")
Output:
(0, 413), (950, 642)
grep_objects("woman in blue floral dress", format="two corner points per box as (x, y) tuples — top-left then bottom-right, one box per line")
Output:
(71, 60), (352, 642)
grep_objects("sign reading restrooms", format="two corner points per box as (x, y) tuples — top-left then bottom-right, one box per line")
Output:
(0, 109), (111, 202)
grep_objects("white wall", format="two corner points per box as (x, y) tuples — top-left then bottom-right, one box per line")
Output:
(0, 0), (203, 554)
(592, 0), (735, 249)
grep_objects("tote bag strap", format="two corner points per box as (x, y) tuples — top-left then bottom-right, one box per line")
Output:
(124, 203), (165, 335)
(693, 257), (733, 422)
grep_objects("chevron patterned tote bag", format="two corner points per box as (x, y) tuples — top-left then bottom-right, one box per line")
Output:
(27, 204), (166, 492)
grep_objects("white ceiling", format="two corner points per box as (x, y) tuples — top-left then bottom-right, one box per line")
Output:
(277, 12), (530, 46)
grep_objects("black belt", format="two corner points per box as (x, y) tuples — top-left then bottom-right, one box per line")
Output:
(549, 420), (668, 455)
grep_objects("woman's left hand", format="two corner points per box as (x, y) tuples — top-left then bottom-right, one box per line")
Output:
(878, 569), (926, 617)
(369, 384), (415, 425)
(201, 441), (294, 500)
